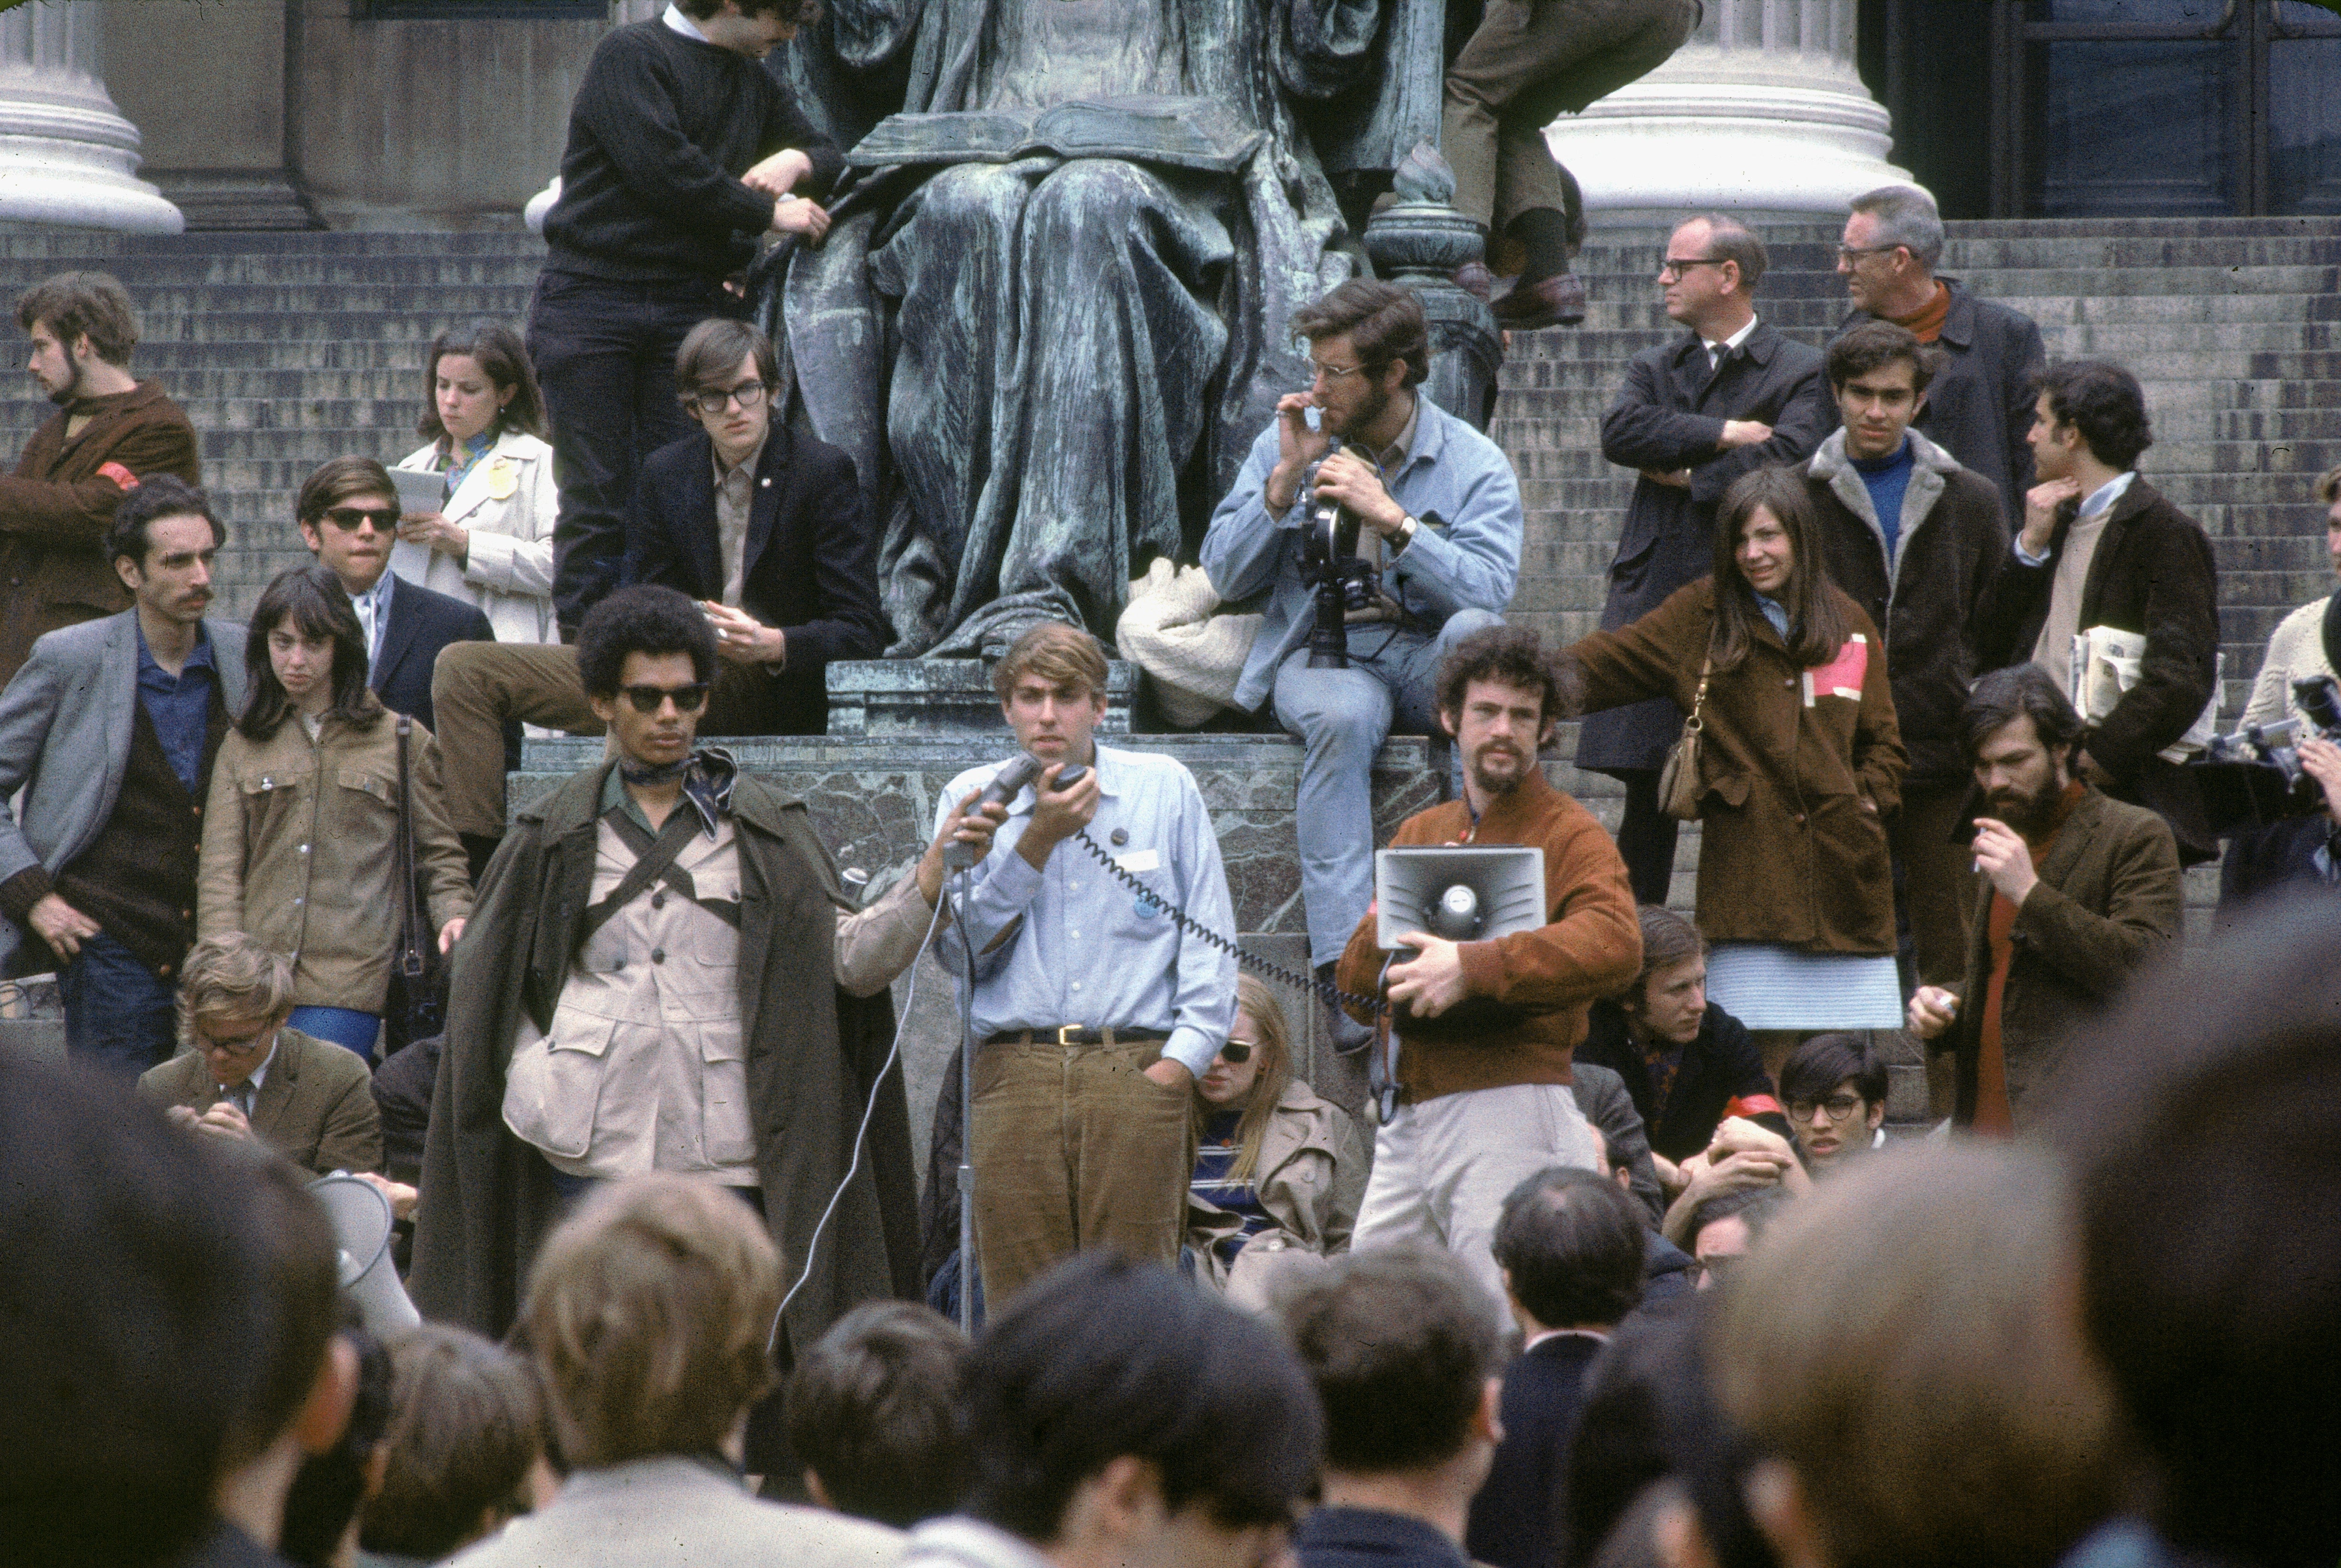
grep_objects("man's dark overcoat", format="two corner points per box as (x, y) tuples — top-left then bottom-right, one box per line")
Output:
(409, 760), (920, 1355)
(1583, 323), (1835, 773)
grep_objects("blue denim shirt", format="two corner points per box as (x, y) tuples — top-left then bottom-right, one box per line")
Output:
(135, 622), (218, 793)
(1202, 393), (1522, 712)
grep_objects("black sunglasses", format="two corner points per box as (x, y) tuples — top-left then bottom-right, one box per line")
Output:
(617, 682), (710, 714)
(321, 505), (398, 533)
(1216, 1039), (1256, 1065)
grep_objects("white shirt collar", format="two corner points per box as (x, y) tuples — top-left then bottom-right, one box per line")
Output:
(2078, 470), (2137, 518)
(226, 1035), (280, 1106)
(1524, 1327), (1610, 1354)
(662, 3), (709, 40)
(1705, 313), (1760, 359)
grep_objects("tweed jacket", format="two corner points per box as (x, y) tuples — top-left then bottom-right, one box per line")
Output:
(1807, 427), (2009, 787)
(197, 710), (472, 1014)
(137, 1024), (384, 1176)
(1187, 1078), (1369, 1277)
(0, 610), (249, 973)
(1940, 787), (2181, 1128)
(1973, 476), (2221, 862)
(1838, 279), (2047, 524)
(1571, 577), (1907, 952)
(0, 381), (202, 687)
(1583, 321), (1835, 772)
(391, 428), (559, 645)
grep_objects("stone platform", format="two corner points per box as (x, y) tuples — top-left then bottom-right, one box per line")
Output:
(512, 730), (1450, 1171)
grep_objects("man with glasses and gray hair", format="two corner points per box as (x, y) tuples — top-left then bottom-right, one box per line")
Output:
(430, 317), (885, 877)
(1834, 183), (2047, 522)
(1587, 214), (1834, 905)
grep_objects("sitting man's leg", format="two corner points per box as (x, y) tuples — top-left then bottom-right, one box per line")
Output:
(432, 642), (599, 851)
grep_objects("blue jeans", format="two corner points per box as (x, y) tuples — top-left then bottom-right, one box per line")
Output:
(1273, 609), (1504, 967)
(288, 1005), (381, 1066)
(526, 269), (746, 634)
(58, 931), (179, 1077)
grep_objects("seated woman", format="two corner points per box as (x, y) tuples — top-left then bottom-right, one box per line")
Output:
(1777, 1032), (1889, 1174)
(1187, 975), (1366, 1305)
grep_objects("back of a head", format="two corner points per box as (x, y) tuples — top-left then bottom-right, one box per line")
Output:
(1278, 1247), (1501, 1477)
(1708, 1145), (2119, 1568)
(786, 1301), (968, 1528)
(1494, 1168), (1647, 1331)
(961, 1253), (1321, 1545)
(522, 1173), (781, 1471)
(2048, 899), (2341, 1568)
(359, 1325), (545, 1562)
(0, 1055), (337, 1568)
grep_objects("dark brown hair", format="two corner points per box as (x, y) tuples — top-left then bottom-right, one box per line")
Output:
(785, 1302), (968, 1527)
(676, 0), (819, 18)
(417, 320), (549, 443)
(1826, 318), (1942, 396)
(991, 620), (1109, 705)
(1280, 1248), (1501, 1474)
(673, 316), (778, 400)
(296, 455), (399, 527)
(240, 564), (385, 740)
(360, 1326), (545, 1561)
(1707, 465), (1852, 673)
(1291, 279), (1430, 390)
(2318, 463), (2341, 506)
(1436, 622), (1578, 727)
(15, 270), (138, 364)
(2032, 360), (2154, 471)
(1622, 904), (1706, 1004)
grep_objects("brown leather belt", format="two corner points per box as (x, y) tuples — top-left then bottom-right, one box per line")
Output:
(985, 1027), (1169, 1047)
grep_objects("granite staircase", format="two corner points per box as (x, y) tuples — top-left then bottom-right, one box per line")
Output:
(1495, 216), (2341, 937)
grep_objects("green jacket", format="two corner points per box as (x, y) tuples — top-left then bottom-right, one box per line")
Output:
(409, 760), (919, 1370)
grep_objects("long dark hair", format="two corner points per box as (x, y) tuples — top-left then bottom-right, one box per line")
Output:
(240, 564), (384, 740)
(416, 320), (549, 443)
(1706, 466), (1851, 673)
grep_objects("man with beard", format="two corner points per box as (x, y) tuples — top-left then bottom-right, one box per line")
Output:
(0, 272), (201, 688)
(1204, 280), (1517, 1052)
(1907, 664), (2179, 1132)
(0, 477), (246, 1074)
(1334, 626), (1640, 1317)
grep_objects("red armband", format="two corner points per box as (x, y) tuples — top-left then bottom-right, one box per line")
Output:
(96, 462), (139, 491)
(1725, 1094), (1784, 1121)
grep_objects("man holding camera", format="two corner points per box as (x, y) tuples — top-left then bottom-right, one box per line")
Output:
(1202, 280), (1518, 1051)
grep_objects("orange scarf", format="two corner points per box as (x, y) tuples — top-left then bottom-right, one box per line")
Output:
(1890, 281), (1952, 344)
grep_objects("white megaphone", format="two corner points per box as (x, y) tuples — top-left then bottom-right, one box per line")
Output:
(1374, 846), (1548, 951)
(308, 1172), (421, 1337)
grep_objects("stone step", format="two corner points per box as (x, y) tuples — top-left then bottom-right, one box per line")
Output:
(1918, 265), (2341, 298)
(97, 288), (538, 318)
(0, 231), (549, 257)
(0, 257), (550, 287)
(1944, 217), (2341, 238)
(1936, 235), (2341, 269)
(1992, 293), (2341, 326)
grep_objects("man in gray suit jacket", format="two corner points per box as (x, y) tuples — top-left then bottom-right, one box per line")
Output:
(0, 476), (247, 1074)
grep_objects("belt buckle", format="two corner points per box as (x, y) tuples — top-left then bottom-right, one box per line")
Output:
(1054, 1024), (1087, 1045)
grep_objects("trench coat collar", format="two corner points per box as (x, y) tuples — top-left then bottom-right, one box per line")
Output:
(1667, 320), (1785, 407)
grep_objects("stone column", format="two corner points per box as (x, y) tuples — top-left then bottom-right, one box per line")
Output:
(0, 2), (180, 232)
(1542, 0), (1912, 227)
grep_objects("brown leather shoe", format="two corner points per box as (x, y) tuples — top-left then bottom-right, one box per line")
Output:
(1492, 272), (1588, 330)
(1452, 261), (1494, 303)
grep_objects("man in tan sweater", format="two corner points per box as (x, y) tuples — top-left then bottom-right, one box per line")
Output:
(1339, 625), (1641, 1315)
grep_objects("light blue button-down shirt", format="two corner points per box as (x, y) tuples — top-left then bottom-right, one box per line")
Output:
(1201, 392), (1522, 713)
(937, 744), (1236, 1078)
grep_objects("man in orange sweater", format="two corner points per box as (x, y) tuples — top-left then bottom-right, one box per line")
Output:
(1338, 625), (1641, 1315)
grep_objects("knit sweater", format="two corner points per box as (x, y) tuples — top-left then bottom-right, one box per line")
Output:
(1336, 769), (1642, 1103)
(542, 21), (842, 283)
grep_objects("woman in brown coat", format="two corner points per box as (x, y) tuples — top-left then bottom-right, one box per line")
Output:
(198, 565), (471, 1064)
(1567, 467), (1907, 1046)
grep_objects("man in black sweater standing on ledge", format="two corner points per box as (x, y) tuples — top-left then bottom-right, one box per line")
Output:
(533, 0), (838, 640)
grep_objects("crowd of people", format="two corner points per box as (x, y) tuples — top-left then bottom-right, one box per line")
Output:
(1, 1), (2335, 1566)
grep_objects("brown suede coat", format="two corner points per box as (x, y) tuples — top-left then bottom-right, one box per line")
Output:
(1569, 576), (1908, 954)
(1337, 768), (1642, 1104)
(0, 381), (201, 687)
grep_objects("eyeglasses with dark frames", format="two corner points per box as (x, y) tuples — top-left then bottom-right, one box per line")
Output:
(1787, 1092), (1867, 1122)
(1835, 243), (1904, 264)
(691, 380), (770, 417)
(1658, 256), (1730, 280)
(617, 682), (710, 714)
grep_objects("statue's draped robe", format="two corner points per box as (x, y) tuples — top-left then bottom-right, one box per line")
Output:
(785, 0), (1383, 656)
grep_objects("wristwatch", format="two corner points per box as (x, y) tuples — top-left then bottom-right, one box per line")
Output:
(1393, 514), (1421, 552)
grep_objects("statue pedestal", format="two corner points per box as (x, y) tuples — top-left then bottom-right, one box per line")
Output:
(825, 658), (1139, 737)
(513, 729), (1446, 1158)
(0, 3), (180, 233)
(1544, 0), (1911, 227)
(1365, 146), (1502, 431)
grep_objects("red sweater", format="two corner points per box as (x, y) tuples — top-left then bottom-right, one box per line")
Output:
(1336, 769), (1642, 1103)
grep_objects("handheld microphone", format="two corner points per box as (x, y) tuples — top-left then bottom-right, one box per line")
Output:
(943, 752), (1092, 869)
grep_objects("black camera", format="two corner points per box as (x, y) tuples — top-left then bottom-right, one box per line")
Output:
(1296, 449), (1383, 669)
(2196, 674), (2341, 827)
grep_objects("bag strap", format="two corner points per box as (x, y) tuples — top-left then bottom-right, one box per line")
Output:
(393, 716), (428, 980)
(576, 806), (744, 950)
(1683, 656), (1713, 733)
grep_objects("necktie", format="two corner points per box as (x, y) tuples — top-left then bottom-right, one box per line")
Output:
(226, 1082), (253, 1119)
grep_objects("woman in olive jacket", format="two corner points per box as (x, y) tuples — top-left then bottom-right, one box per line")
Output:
(198, 565), (472, 1062)
(1567, 467), (1907, 1034)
